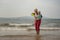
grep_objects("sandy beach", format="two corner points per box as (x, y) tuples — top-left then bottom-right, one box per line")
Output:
(0, 27), (60, 40)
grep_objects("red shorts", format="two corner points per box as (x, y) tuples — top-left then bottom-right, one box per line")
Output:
(34, 19), (41, 32)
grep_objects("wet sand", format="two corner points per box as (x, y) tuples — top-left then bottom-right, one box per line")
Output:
(0, 35), (60, 40)
(0, 29), (60, 40)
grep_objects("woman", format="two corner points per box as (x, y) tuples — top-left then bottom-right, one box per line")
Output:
(32, 8), (42, 34)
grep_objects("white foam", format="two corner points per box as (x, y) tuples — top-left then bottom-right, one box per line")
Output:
(9, 23), (32, 26)
(0, 27), (60, 31)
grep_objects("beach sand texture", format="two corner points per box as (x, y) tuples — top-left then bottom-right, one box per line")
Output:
(0, 27), (60, 40)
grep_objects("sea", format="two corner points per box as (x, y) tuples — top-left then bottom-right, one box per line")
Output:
(0, 17), (60, 28)
(0, 18), (60, 36)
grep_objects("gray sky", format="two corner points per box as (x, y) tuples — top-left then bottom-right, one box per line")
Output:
(0, 0), (60, 18)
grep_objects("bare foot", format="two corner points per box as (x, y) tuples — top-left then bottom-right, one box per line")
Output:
(37, 32), (39, 35)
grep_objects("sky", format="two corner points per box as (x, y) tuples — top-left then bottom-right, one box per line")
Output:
(0, 0), (60, 18)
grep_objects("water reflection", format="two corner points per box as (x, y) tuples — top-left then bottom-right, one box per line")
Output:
(35, 34), (41, 40)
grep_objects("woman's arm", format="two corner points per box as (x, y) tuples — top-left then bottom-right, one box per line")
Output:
(34, 16), (37, 23)
(34, 16), (37, 20)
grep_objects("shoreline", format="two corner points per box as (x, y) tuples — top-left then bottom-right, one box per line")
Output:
(0, 27), (60, 31)
(0, 30), (60, 40)
(0, 27), (60, 40)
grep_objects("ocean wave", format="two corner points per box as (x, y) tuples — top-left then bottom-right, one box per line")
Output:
(0, 23), (33, 27)
(0, 27), (60, 31)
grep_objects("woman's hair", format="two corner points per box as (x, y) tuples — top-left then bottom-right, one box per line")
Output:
(34, 8), (38, 12)
(34, 8), (38, 15)
(39, 11), (41, 15)
(34, 8), (41, 15)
